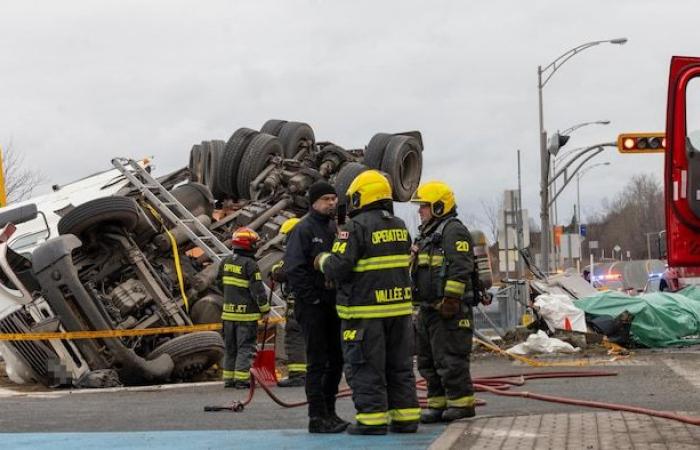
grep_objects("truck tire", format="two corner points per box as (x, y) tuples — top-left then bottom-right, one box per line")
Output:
(147, 332), (224, 380)
(204, 140), (226, 200)
(57, 197), (140, 237)
(198, 142), (211, 186)
(171, 183), (215, 218)
(189, 144), (203, 182)
(220, 128), (258, 198)
(236, 133), (283, 199)
(260, 119), (287, 136)
(190, 294), (223, 325)
(333, 162), (369, 210)
(362, 133), (392, 169)
(381, 135), (423, 201)
(277, 121), (315, 158)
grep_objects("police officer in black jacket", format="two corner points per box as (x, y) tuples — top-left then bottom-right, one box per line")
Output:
(317, 170), (420, 435)
(284, 181), (348, 434)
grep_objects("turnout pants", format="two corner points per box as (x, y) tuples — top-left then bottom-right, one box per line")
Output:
(222, 320), (258, 382)
(341, 315), (420, 426)
(285, 301), (307, 377)
(416, 304), (475, 410)
(295, 302), (344, 418)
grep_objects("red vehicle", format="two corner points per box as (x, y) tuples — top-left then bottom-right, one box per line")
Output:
(665, 56), (700, 285)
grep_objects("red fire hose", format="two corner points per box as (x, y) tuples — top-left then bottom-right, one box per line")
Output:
(204, 369), (700, 426)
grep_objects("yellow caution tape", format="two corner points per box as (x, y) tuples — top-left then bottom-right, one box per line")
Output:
(0, 316), (287, 342)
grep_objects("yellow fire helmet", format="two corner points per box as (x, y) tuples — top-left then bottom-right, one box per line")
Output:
(346, 170), (392, 211)
(410, 180), (456, 217)
(279, 217), (300, 235)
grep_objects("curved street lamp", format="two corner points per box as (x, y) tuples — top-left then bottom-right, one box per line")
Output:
(538, 38), (628, 275)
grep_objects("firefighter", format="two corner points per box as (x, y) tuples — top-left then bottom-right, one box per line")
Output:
(316, 170), (420, 435)
(270, 217), (307, 388)
(410, 181), (487, 422)
(285, 180), (347, 434)
(218, 227), (270, 389)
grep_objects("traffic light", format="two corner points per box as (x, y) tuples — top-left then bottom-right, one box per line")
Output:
(617, 133), (666, 154)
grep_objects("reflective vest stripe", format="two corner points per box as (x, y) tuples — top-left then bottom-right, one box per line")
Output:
(221, 312), (261, 321)
(444, 279), (466, 297)
(353, 254), (411, 272)
(417, 253), (444, 267)
(223, 276), (250, 288)
(336, 302), (413, 319)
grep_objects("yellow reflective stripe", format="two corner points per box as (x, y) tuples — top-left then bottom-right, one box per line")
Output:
(221, 312), (261, 321)
(417, 253), (444, 267)
(336, 302), (413, 319)
(388, 408), (421, 422)
(427, 396), (447, 409)
(259, 303), (271, 313)
(223, 276), (249, 288)
(356, 412), (388, 426)
(233, 371), (250, 381)
(254, 272), (262, 281)
(353, 254), (410, 272)
(318, 252), (331, 274)
(222, 370), (236, 380)
(444, 280), (466, 296)
(287, 363), (307, 373)
(447, 395), (475, 408)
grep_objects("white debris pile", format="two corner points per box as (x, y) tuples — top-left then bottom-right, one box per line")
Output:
(533, 294), (587, 333)
(507, 330), (580, 355)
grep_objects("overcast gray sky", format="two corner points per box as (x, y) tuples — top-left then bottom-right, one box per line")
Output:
(1, 0), (698, 229)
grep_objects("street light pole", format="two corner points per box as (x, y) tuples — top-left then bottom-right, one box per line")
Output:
(537, 38), (627, 276)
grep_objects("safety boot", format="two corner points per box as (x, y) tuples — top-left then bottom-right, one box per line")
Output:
(233, 381), (250, 390)
(420, 408), (445, 424)
(346, 423), (388, 435)
(441, 406), (476, 422)
(308, 416), (347, 434)
(277, 376), (306, 388)
(224, 380), (236, 389)
(389, 421), (419, 433)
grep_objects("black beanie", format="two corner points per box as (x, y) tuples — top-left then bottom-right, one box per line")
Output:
(308, 181), (337, 205)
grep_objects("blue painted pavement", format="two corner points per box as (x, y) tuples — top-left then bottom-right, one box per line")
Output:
(0, 426), (445, 449)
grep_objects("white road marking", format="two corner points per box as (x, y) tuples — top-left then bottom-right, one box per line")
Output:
(664, 358), (700, 390)
(0, 381), (221, 398)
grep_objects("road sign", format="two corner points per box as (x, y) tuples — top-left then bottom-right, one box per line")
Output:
(589, 240), (599, 249)
(580, 224), (587, 237)
(614, 244), (621, 253)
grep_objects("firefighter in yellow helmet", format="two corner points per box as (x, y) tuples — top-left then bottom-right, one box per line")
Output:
(316, 170), (420, 435)
(410, 181), (486, 422)
(270, 217), (307, 387)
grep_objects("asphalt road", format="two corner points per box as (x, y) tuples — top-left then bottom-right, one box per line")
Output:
(1, 349), (699, 448)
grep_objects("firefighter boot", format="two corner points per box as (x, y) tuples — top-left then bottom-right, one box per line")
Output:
(308, 417), (347, 434)
(441, 406), (476, 422)
(389, 421), (419, 433)
(277, 375), (306, 388)
(224, 380), (236, 389)
(346, 423), (388, 435)
(326, 401), (350, 430)
(420, 408), (445, 424)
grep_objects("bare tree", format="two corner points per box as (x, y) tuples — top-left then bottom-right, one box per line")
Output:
(2, 142), (45, 204)
(478, 196), (502, 244)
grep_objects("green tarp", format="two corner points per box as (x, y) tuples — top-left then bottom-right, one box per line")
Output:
(574, 288), (700, 348)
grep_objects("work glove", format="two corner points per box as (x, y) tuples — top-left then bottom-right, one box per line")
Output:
(436, 297), (460, 319)
(480, 291), (493, 306)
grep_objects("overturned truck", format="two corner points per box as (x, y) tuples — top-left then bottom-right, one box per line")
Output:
(0, 119), (424, 387)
